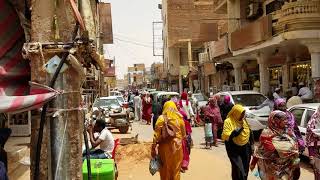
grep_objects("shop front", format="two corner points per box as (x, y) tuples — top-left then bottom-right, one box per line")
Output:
(290, 61), (312, 87)
(269, 66), (283, 91)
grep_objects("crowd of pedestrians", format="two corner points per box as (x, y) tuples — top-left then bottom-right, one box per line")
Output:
(147, 86), (320, 180)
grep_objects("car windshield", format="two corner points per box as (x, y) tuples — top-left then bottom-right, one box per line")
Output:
(193, 94), (207, 101)
(232, 94), (266, 107)
(117, 97), (124, 103)
(94, 99), (120, 108)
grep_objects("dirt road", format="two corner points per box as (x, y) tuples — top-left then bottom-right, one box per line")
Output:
(115, 122), (314, 180)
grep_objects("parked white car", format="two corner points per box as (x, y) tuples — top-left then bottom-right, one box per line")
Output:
(190, 93), (208, 112)
(215, 91), (270, 131)
(288, 103), (320, 157)
(156, 92), (179, 104)
(110, 91), (122, 97)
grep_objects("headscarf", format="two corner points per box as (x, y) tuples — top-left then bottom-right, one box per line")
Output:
(306, 105), (320, 147)
(268, 110), (288, 135)
(208, 97), (218, 107)
(222, 104), (250, 146)
(162, 101), (183, 120)
(224, 95), (231, 104)
(205, 97), (222, 124)
(179, 92), (189, 107)
(254, 111), (299, 177)
(274, 98), (286, 111)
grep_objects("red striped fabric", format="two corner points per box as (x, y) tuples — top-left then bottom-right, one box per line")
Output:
(0, 0), (58, 113)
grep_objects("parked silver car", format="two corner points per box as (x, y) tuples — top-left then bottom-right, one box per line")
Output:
(215, 91), (270, 131)
(191, 93), (208, 112)
(288, 103), (320, 157)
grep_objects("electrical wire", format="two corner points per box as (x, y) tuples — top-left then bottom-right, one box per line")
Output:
(114, 33), (153, 44)
(34, 24), (79, 180)
(114, 37), (153, 48)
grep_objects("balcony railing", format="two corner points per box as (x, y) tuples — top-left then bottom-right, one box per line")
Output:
(213, 0), (227, 13)
(273, 0), (320, 34)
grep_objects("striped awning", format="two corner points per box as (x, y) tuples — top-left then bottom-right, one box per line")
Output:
(0, 0), (58, 113)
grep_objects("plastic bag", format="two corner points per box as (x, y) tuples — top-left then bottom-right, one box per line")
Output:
(149, 155), (162, 176)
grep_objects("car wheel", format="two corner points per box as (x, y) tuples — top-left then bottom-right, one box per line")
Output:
(119, 126), (129, 134)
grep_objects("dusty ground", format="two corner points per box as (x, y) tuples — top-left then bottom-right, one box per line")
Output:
(6, 122), (314, 179)
(114, 122), (314, 180)
(115, 144), (314, 180)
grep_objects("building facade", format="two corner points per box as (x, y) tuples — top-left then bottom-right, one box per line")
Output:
(201, 0), (320, 98)
(127, 63), (146, 88)
(161, 0), (223, 93)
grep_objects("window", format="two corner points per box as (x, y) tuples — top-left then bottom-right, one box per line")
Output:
(291, 108), (305, 126)
(232, 94), (266, 107)
(303, 110), (315, 128)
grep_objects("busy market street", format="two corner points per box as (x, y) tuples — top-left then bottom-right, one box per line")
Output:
(2, 0), (320, 180)
(114, 122), (314, 180)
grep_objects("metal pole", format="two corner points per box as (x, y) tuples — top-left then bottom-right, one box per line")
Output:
(188, 40), (193, 93)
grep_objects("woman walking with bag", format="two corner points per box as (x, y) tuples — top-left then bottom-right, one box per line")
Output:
(151, 101), (186, 180)
(222, 104), (252, 180)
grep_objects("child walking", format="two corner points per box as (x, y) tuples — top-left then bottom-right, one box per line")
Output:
(204, 117), (213, 149)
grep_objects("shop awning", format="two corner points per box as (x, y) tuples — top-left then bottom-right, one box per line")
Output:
(0, 0), (59, 113)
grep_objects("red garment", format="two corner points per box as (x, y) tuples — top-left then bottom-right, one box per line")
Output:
(179, 92), (189, 107)
(142, 98), (152, 123)
(204, 104), (222, 125)
(181, 139), (190, 170)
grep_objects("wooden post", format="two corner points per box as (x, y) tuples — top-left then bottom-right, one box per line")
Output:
(30, 0), (84, 179)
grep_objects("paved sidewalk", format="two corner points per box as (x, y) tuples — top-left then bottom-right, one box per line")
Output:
(5, 136), (30, 180)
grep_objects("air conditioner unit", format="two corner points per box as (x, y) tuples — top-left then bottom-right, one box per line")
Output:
(246, 3), (261, 19)
(199, 52), (209, 63)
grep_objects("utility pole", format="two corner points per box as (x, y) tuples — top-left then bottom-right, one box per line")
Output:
(29, 0), (84, 179)
(188, 40), (194, 93)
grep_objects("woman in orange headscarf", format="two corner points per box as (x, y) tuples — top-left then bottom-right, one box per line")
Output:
(151, 101), (186, 180)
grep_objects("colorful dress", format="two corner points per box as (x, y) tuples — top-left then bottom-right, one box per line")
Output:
(306, 106), (320, 180)
(205, 97), (223, 145)
(179, 109), (192, 170)
(153, 101), (186, 180)
(251, 110), (300, 180)
(142, 96), (152, 124)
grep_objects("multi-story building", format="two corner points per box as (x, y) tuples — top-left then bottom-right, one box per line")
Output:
(151, 63), (165, 90)
(199, 0), (320, 98)
(161, 0), (224, 93)
(127, 63), (146, 88)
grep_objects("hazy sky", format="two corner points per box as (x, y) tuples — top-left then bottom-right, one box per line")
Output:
(103, 0), (162, 79)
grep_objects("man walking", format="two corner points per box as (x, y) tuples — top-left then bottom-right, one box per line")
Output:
(133, 91), (142, 121)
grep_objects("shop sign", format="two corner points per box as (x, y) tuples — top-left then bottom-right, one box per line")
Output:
(180, 66), (189, 76)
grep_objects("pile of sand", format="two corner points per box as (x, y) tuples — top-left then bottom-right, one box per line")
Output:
(115, 143), (152, 163)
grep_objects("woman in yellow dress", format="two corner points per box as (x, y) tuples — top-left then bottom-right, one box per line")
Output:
(151, 101), (186, 180)
(222, 104), (252, 180)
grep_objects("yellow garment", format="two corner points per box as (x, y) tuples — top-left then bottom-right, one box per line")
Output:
(153, 101), (186, 180)
(222, 104), (250, 146)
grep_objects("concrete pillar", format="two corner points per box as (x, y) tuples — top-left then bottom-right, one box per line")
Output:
(304, 41), (320, 100)
(257, 53), (270, 95)
(231, 62), (243, 91)
(188, 41), (193, 93)
(230, 59), (246, 91)
(282, 55), (293, 91)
